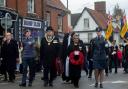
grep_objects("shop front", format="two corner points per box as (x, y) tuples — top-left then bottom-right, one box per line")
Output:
(20, 18), (44, 42)
(0, 7), (18, 44)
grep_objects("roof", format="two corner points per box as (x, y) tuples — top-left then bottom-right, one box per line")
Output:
(71, 7), (108, 30)
(47, 0), (68, 11)
(71, 13), (81, 27)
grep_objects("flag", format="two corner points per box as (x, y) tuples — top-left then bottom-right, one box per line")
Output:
(105, 15), (113, 40)
(120, 15), (127, 38)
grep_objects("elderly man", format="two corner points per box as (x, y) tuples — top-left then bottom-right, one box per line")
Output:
(1, 32), (19, 82)
(40, 26), (59, 87)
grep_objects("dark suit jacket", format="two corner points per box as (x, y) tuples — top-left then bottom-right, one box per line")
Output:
(1, 39), (19, 69)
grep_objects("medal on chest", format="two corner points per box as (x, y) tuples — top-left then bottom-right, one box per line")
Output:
(45, 35), (55, 46)
(48, 42), (51, 45)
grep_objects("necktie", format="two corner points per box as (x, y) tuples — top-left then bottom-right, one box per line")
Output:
(98, 36), (100, 40)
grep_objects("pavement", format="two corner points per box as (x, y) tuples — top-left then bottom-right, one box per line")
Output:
(0, 68), (128, 89)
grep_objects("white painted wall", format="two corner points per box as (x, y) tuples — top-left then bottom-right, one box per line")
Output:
(73, 9), (98, 43)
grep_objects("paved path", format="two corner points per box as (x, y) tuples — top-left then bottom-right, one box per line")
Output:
(0, 68), (128, 89)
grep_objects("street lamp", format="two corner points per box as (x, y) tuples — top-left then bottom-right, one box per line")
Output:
(67, 0), (68, 9)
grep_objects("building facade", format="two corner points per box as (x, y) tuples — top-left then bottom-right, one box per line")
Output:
(71, 1), (107, 43)
(0, 0), (69, 43)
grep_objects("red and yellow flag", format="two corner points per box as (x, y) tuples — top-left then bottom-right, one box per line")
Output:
(105, 21), (113, 40)
(120, 15), (127, 38)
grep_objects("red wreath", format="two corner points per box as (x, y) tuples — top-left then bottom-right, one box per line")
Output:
(69, 50), (84, 65)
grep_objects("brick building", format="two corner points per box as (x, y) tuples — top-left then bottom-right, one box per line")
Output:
(0, 0), (69, 43)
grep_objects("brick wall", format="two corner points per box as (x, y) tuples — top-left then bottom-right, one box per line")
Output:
(6, 0), (43, 18)
(46, 6), (68, 33)
(95, 1), (106, 14)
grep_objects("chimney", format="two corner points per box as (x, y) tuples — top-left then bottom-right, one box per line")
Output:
(95, 1), (106, 14)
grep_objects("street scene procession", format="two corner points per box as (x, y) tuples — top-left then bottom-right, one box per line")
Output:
(0, 0), (128, 89)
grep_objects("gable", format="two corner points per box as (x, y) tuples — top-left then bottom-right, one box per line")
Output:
(72, 7), (107, 32)
(73, 9), (98, 31)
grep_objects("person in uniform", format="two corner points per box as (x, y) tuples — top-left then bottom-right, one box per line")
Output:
(91, 27), (107, 88)
(19, 30), (36, 87)
(40, 26), (59, 87)
(1, 32), (19, 82)
(68, 33), (85, 88)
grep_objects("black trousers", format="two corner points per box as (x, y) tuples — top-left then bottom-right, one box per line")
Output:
(72, 77), (80, 87)
(109, 56), (118, 73)
(43, 64), (56, 83)
(88, 60), (93, 77)
(7, 68), (15, 81)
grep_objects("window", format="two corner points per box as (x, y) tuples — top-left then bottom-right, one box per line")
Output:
(28, 0), (35, 13)
(46, 12), (51, 26)
(58, 15), (63, 32)
(84, 18), (89, 28)
(88, 33), (92, 42)
(0, 0), (6, 7)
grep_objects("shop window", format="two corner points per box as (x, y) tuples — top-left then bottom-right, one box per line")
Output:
(28, 0), (35, 13)
(0, 0), (6, 7)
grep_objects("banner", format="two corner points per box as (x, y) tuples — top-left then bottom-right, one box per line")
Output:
(120, 15), (127, 38)
(105, 21), (113, 40)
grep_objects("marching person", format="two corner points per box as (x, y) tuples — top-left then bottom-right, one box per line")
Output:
(91, 27), (107, 88)
(68, 33), (85, 88)
(109, 45), (118, 74)
(40, 26), (60, 87)
(61, 32), (75, 82)
(1, 32), (19, 82)
(87, 44), (94, 78)
(0, 37), (8, 81)
(19, 30), (36, 87)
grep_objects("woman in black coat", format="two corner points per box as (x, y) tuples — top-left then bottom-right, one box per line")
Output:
(67, 33), (85, 88)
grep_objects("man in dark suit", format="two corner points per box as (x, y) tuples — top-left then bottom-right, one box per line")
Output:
(40, 26), (60, 87)
(61, 32), (75, 82)
(1, 32), (19, 82)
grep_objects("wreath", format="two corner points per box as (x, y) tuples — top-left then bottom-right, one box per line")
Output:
(69, 50), (84, 65)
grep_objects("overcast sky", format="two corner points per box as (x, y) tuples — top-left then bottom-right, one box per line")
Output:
(60, 0), (128, 17)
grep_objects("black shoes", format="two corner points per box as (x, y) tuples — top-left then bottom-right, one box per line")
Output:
(44, 81), (48, 87)
(74, 85), (79, 88)
(28, 82), (32, 87)
(19, 83), (26, 87)
(44, 81), (53, 87)
(88, 76), (92, 78)
(19, 82), (32, 87)
(94, 83), (103, 88)
(49, 82), (53, 87)
(8, 80), (15, 83)
(100, 84), (103, 88)
(95, 83), (98, 88)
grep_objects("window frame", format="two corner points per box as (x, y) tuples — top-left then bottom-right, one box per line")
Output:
(84, 18), (89, 28)
(28, 0), (35, 13)
(46, 11), (51, 26)
(0, 0), (6, 7)
(57, 15), (63, 32)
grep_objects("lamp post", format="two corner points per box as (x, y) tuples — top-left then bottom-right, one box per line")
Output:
(67, 0), (68, 9)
